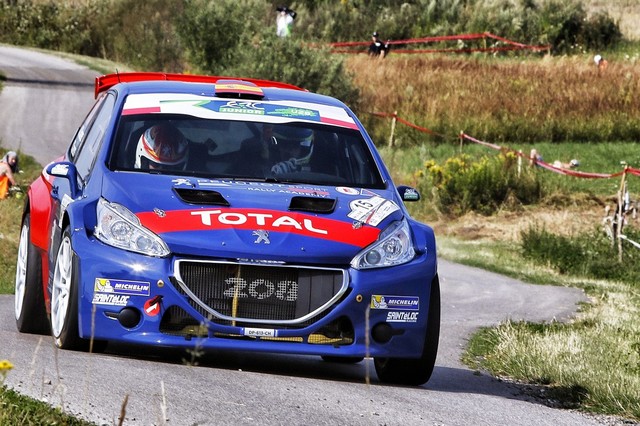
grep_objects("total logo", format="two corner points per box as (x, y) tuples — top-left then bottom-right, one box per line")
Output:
(191, 210), (328, 235)
(137, 207), (382, 247)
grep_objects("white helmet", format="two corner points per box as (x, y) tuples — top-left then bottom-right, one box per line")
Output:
(135, 124), (188, 170)
(594, 54), (602, 65)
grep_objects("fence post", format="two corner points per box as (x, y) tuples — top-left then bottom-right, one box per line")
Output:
(517, 149), (522, 177)
(388, 111), (397, 148)
(616, 167), (628, 262)
(459, 131), (464, 153)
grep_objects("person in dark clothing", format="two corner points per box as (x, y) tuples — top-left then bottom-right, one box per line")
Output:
(368, 31), (389, 58)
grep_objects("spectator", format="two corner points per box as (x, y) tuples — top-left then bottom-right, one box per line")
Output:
(594, 54), (608, 72)
(134, 124), (189, 171)
(529, 148), (543, 166)
(552, 159), (580, 169)
(0, 151), (18, 199)
(368, 31), (389, 58)
(276, 5), (296, 37)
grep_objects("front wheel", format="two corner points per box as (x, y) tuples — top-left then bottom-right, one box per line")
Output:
(50, 228), (83, 350)
(374, 274), (441, 386)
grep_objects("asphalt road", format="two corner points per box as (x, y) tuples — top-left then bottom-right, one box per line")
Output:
(0, 45), (617, 426)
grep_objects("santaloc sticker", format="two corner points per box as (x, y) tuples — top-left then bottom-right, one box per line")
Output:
(92, 294), (129, 306)
(386, 311), (419, 323)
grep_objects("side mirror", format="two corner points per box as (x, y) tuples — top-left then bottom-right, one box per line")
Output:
(397, 185), (420, 202)
(46, 161), (80, 199)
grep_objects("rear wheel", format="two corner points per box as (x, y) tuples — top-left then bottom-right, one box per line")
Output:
(15, 214), (49, 334)
(50, 228), (83, 350)
(374, 274), (441, 386)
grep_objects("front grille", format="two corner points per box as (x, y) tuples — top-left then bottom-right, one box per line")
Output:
(174, 260), (347, 327)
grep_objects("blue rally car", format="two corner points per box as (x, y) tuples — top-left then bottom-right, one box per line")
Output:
(14, 73), (439, 385)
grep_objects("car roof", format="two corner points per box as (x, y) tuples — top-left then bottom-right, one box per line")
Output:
(97, 72), (347, 110)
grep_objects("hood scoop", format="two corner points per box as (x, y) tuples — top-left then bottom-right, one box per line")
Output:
(289, 196), (336, 214)
(174, 188), (230, 206)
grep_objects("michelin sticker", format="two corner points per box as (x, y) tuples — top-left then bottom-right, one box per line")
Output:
(94, 278), (151, 296)
(348, 196), (399, 226)
(371, 295), (419, 310)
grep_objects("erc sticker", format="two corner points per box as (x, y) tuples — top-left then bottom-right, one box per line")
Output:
(371, 295), (420, 310)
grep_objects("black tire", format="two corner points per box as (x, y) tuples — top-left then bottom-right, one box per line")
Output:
(374, 274), (441, 386)
(15, 214), (50, 334)
(321, 356), (364, 364)
(50, 227), (84, 350)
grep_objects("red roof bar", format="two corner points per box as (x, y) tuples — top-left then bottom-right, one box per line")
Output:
(94, 72), (305, 98)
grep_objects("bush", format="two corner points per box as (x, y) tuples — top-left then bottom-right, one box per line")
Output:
(418, 151), (544, 216)
(223, 32), (361, 111)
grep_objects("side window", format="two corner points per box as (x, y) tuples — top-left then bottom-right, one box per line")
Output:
(69, 93), (109, 160)
(73, 93), (116, 183)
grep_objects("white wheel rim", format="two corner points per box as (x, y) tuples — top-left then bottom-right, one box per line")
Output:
(51, 236), (73, 338)
(14, 223), (29, 320)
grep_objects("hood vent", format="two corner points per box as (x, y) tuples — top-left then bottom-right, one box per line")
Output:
(174, 188), (230, 206)
(289, 196), (336, 214)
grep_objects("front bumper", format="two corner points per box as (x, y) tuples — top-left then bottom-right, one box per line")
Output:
(74, 233), (438, 359)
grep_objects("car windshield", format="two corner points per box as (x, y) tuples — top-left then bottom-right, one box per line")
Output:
(109, 114), (385, 188)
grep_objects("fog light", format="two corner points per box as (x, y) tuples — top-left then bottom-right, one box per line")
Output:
(117, 307), (141, 328)
(371, 323), (394, 344)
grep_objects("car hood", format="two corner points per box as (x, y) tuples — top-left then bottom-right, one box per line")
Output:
(102, 173), (405, 264)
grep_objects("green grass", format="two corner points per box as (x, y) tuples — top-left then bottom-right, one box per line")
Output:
(0, 384), (94, 426)
(433, 226), (640, 421)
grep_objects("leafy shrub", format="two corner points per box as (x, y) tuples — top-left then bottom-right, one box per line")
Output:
(417, 151), (544, 216)
(223, 32), (361, 110)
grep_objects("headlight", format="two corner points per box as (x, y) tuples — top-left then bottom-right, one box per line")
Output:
(351, 219), (415, 269)
(95, 198), (170, 257)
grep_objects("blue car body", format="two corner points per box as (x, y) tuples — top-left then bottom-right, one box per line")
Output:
(15, 73), (439, 385)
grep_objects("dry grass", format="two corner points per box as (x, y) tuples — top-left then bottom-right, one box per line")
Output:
(347, 53), (640, 144)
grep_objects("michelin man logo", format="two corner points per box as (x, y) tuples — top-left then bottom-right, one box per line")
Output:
(371, 295), (388, 309)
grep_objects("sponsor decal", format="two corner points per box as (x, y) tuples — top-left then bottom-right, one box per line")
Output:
(92, 293), (130, 306)
(202, 100), (321, 121)
(403, 188), (420, 200)
(121, 94), (358, 129)
(348, 196), (400, 226)
(243, 328), (276, 337)
(137, 208), (380, 248)
(224, 277), (298, 302)
(371, 295), (419, 310)
(386, 311), (419, 323)
(336, 186), (360, 195)
(50, 164), (69, 175)
(172, 178), (193, 187)
(144, 297), (161, 317)
(94, 278), (151, 296)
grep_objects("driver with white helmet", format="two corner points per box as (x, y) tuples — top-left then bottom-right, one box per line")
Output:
(270, 125), (314, 175)
(134, 123), (188, 171)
